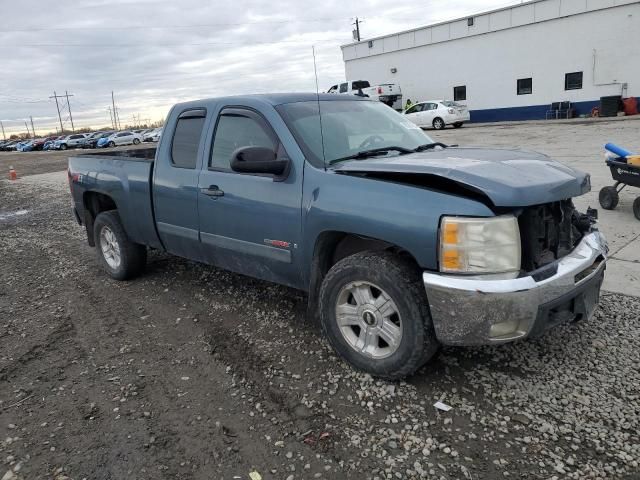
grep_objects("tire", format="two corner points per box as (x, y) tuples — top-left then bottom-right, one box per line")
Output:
(93, 210), (147, 280)
(319, 251), (440, 380)
(133, 138), (140, 145)
(60, 143), (67, 150)
(432, 117), (445, 130)
(599, 186), (619, 210)
(453, 122), (463, 128)
(108, 141), (115, 148)
(633, 197), (640, 221)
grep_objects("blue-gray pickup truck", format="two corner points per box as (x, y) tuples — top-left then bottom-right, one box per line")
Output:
(68, 94), (607, 379)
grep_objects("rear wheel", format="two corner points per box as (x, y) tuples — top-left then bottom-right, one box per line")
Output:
(633, 197), (640, 221)
(94, 211), (147, 280)
(133, 138), (140, 145)
(599, 186), (619, 210)
(453, 122), (463, 128)
(433, 117), (445, 130)
(319, 251), (439, 380)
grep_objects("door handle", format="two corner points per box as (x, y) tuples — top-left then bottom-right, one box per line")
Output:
(200, 186), (224, 197)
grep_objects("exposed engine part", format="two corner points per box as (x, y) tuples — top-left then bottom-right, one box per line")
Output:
(519, 200), (593, 271)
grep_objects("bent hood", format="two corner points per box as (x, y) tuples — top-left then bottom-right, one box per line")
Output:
(333, 147), (590, 207)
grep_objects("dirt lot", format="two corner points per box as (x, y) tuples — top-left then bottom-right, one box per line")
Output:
(1, 125), (640, 480)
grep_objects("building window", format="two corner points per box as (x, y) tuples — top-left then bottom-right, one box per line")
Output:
(517, 78), (532, 95)
(453, 86), (466, 101)
(565, 72), (583, 90)
(467, 17), (474, 26)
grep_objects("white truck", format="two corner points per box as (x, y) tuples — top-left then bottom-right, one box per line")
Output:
(328, 80), (403, 110)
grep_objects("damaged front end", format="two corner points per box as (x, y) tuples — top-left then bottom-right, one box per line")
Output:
(423, 201), (607, 346)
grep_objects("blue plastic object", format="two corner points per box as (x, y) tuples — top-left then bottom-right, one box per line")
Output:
(605, 143), (634, 159)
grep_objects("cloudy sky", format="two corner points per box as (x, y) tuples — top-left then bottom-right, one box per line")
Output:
(1, 0), (520, 136)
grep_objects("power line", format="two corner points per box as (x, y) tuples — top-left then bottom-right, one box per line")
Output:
(0, 17), (353, 32)
(0, 38), (346, 48)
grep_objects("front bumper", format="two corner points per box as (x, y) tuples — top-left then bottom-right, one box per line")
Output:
(423, 231), (607, 346)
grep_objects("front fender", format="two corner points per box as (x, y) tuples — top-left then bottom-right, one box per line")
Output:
(301, 165), (495, 284)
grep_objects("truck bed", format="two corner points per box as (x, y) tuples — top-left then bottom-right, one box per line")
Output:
(68, 147), (163, 249)
(75, 147), (157, 161)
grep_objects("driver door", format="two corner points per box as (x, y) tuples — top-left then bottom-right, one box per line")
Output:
(404, 104), (424, 126)
(197, 106), (303, 288)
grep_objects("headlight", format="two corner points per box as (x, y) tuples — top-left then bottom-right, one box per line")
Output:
(439, 215), (521, 274)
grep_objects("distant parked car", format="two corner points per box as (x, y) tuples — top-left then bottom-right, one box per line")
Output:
(54, 133), (88, 150)
(31, 137), (49, 151)
(404, 100), (470, 129)
(43, 136), (64, 151)
(1, 141), (19, 151)
(16, 140), (34, 152)
(143, 127), (162, 142)
(79, 132), (106, 149)
(84, 131), (114, 149)
(98, 131), (143, 148)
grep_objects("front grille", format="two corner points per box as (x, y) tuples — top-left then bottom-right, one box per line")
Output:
(519, 200), (587, 271)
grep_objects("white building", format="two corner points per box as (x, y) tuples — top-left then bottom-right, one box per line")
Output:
(341, 0), (640, 122)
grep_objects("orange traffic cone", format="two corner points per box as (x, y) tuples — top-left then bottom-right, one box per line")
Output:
(8, 166), (17, 180)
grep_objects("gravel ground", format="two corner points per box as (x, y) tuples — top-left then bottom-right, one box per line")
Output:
(1, 144), (640, 479)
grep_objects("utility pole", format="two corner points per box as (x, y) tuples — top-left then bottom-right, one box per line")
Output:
(111, 91), (121, 130)
(30, 116), (36, 137)
(108, 107), (114, 130)
(24, 121), (31, 138)
(50, 90), (64, 133)
(352, 17), (361, 42)
(0, 121), (6, 141)
(65, 91), (75, 132)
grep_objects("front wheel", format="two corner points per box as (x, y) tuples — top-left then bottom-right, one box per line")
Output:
(108, 141), (116, 148)
(319, 251), (439, 380)
(453, 122), (463, 128)
(94, 211), (147, 280)
(599, 186), (619, 210)
(432, 117), (445, 130)
(133, 138), (140, 145)
(60, 143), (67, 150)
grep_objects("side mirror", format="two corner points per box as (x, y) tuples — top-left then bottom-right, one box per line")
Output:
(230, 146), (289, 178)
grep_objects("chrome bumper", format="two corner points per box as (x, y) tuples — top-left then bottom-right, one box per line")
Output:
(423, 231), (608, 346)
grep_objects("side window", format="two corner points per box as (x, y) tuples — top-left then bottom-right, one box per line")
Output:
(453, 85), (467, 101)
(210, 111), (277, 171)
(339, 83), (348, 93)
(565, 72), (583, 90)
(171, 113), (206, 169)
(405, 105), (421, 114)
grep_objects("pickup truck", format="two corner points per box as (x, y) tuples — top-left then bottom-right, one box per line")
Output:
(68, 93), (607, 380)
(328, 81), (403, 110)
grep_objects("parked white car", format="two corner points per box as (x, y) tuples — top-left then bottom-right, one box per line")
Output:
(54, 133), (88, 150)
(104, 131), (143, 147)
(328, 80), (403, 110)
(143, 127), (162, 142)
(404, 100), (470, 129)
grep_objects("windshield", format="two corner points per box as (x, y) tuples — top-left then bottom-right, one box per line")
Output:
(277, 100), (434, 168)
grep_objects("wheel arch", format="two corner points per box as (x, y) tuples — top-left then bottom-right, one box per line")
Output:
(82, 191), (118, 246)
(306, 231), (421, 322)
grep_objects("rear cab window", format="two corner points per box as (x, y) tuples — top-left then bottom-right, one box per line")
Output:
(171, 108), (206, 169)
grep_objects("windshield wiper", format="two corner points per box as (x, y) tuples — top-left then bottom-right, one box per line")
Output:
(414, 142), (448, 152)
(328, 146), (413, 165)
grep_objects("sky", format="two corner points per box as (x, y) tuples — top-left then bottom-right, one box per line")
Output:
(0, 0), (522, 137)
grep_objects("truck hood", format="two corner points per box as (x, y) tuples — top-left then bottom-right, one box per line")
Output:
(333, 147), (590, 207)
